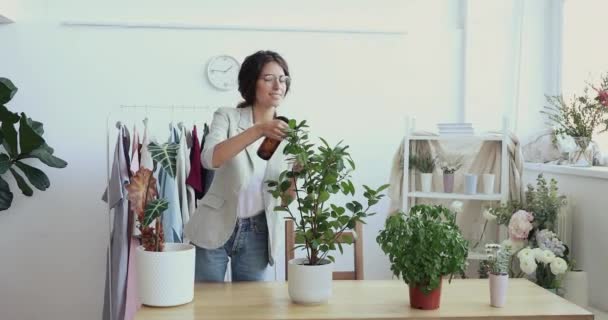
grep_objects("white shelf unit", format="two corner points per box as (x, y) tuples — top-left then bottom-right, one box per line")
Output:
(402, 116), (510, 260)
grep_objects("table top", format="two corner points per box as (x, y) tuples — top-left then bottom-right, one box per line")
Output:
(134, 279), (594, 320)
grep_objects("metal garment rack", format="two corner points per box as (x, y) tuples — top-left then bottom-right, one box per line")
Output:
(105, 104), (217, 320)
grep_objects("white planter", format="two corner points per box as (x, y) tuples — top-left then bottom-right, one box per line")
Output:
(287, 258), (333, 304)
(482, 173), (495, 194)
(464, 174), (478, 194)
(420, 173), (433, 193)
(136, 243), (195, 307)
(489, 273), (508, 307)
(562, 271), (588, 308)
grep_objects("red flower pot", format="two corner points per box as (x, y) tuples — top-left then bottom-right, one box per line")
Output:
(409, 278), (442, 310)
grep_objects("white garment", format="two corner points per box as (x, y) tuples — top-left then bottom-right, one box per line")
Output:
(139, 122), (154, 170)
(237, 138), (267, 218)
(176, 126), (191, 228)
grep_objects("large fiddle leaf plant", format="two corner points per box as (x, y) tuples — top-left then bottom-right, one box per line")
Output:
(266, 120), (389, 265)
(0, 78), (67, 210)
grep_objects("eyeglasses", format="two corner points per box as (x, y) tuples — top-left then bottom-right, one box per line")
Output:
(260, 74), (290, 84)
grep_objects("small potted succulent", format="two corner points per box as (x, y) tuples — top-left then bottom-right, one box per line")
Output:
(483, 243), (512, 307)
(376, 204), (468, 310)
(266, 119), (388, 304)
(438, 153), (463, 193)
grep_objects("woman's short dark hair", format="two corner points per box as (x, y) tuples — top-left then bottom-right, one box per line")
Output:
(237, 50), (290, 108)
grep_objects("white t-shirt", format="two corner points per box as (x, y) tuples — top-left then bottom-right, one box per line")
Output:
(237, 138), (268, 218)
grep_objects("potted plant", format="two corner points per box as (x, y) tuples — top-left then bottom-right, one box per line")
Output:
(411, 151), (436, 192)
(0, 78), (67, 210)
(376, 204), (468, 310)
(126, 142), (195, 307)
(266, 120), (388, 304)
(438, 153), (463, 193)
(483, 243), (512, 307)
(542, 73), (608, 167)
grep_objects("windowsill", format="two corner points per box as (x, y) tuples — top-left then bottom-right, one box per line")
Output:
(524, 162), (608, 180)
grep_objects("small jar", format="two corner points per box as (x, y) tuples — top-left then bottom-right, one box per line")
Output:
(257, 116), (289, 160)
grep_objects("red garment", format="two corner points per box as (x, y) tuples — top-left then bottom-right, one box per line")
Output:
(186, 125), (203, 193)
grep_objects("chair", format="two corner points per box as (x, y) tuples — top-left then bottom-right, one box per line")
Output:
(284, 219), (364, 280)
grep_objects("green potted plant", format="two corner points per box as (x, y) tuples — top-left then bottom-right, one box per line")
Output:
(376, 204), (468, 310)
(483, 243), (512, 307)
(438, 153), (463, 193)
(0, 78), (67, 210)
(266, 120), (388, 304)
(126, 142), (195, 307)
(411, 151), (436, 193)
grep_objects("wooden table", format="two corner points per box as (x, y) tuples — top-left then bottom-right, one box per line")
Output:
(134, 279), (594, 319)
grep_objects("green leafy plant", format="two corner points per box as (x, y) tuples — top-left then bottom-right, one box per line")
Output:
(483, 243), (512, 275)
(376, 204), (469, 294)
(438, 153), (464, 174)
(488, 174), (565, 231)
(411, 151), (436, 173)
(126, 142), (177, 251)
(266, 120), (389, 265)
(0, 78), (67, 210)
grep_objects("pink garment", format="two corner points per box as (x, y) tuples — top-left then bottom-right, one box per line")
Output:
(123, 238), (141, 320)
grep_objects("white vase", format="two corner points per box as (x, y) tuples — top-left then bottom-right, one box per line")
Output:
(562, 271), (588, 308)
(420, 173), (433, 193)
(482, 173), (495, 194)
(287, 258), (333, 304)
(464, 174), (478, 195)
(136, 243), (195, 307)
(489, 273), (508, 307)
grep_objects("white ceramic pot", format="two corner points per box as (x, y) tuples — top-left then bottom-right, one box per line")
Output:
(136, 243), (195, 307)
(489, 273), (508, 307)
(464, 174), (478, 195)
(287, 258), (333, 304)
(562, 271), (588, 308)
(420, 173), (433, 193)
(482, 173), (495, 194)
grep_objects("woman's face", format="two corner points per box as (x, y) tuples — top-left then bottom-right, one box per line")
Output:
(254, 61), (289, 108)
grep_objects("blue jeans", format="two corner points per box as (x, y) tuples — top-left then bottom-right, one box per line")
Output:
(194, 212), (269, 282)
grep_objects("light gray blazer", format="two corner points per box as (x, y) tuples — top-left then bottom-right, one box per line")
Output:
(184, 106), (288, 265)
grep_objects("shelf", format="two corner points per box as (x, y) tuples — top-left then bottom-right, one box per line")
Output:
(407, 192), (502, 201)
(409, 134), (503, 141)
(0, 14), (13, 24)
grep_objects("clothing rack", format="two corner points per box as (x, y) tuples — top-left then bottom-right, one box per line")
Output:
(105, 105), (219, 320)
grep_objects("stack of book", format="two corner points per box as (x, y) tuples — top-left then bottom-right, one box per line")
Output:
(437, 123), (475, 135)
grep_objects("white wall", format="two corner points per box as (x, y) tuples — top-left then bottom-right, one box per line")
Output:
(0, 1), (465, 319)
(523, 168), (608, 311)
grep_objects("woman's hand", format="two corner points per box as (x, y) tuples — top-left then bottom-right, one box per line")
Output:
(256, 119), (289, 140)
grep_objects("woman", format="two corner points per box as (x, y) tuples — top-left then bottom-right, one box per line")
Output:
(185, 50), (293, 282)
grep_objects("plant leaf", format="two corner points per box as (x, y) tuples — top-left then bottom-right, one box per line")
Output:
(19, 113), (45, 154)
(24, 143), (68, 168)
(143, 199), (169, 226)
(126, 168), (158, 218)
(26, 116), (44, 136)
(0, 153), (10, 174)
(15, 161), (50, 191)
(148, 142), (179, 178)
(0, 175), (14, 210)
(0, 78), (18, 104)
(9, 168), (33, 196)
(1, 109), (18, 157)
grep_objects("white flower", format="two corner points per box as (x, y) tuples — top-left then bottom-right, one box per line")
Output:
(532, 248), (544, 261)
(517, 247), (533, 260)
(483, 209), (497, 221)
(450, 201), (464, 214)
(550, 257), (568, 275)
(556, 134), (577, 153)
(538, 250), (556, 264)
(520, 257), (538, 274)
